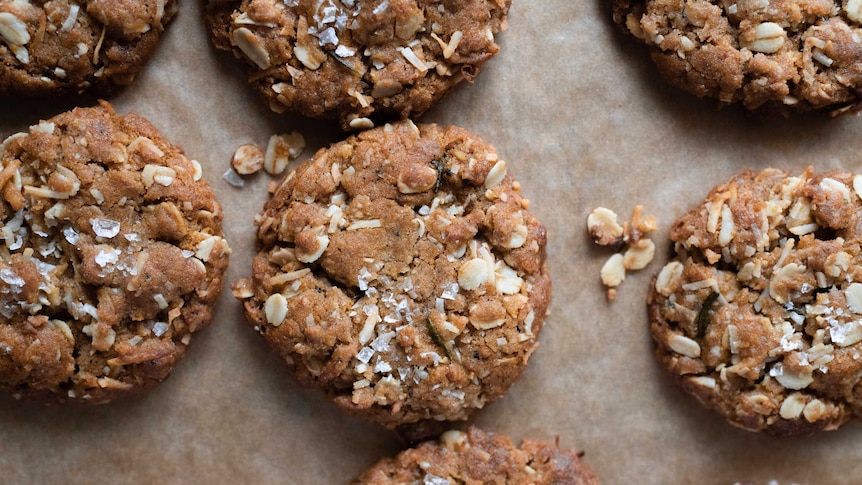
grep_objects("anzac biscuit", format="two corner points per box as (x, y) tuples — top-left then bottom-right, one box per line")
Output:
(352, 427), (600, 485)
(649, 167), (862, 436)
(234, 120), (549, 438)
(613, 0), (862, 114)
(206, 0), (510, 130)
(0, 102), (230, 403)
(0, 0), (176, 96)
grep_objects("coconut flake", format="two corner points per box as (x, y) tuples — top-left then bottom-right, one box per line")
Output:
(60, 5), (80, 32)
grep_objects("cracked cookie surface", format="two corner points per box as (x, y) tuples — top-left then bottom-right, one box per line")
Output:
(206, 0), (509, 130)
(0, 0), (176, 96)
(234, 120), (549, 438)
(352, 427), (600, 485)
(0, 102), (229, 403)
(613, 0), (862, 114)
(649, 168), (862, 437)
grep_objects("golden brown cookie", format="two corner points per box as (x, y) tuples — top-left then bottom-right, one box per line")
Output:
(206, 0), (510, 130)
(0, 101), (230, 403)
(234, 120), (549, 438)
(649, 167), (862, 437)
(0, 0), (176, 96)
(613, 0), (862, 114)
(352, 427), (600, 485)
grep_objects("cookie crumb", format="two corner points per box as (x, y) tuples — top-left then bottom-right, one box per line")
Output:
(231, 143), (265, 175)
(589, 205), (657, 300)
(263, 132), (305, 175)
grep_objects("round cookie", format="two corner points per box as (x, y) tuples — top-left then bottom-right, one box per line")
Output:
(206, 0), (510, 130)
(613, 0), (862, 114)
(0, 102), (230, 403)
(234, 120), (549, 438)
(352, 427), (600, 484)
(0, 0), (176, 96)
(648, 167), (862, 437)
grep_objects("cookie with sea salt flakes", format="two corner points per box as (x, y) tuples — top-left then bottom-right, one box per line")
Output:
(648, 167), (862, 437)
(206, 0), (510, 131)
(352, 427), (601, 484)
(0, 101), (230, 403)
(233, 120), (549, 439)
(0, 0), (176, 96)
(613, 0), (862, 115)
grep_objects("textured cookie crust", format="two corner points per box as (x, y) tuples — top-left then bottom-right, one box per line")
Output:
(649, 168), (862, 437)
(206, 0), (510, 130)
(0, 0), (176, 96)
(613, 0), (862, 114)
(235, 121), (549, 436)
(352, 427), (600, 485)
(0, 102), (230, 403)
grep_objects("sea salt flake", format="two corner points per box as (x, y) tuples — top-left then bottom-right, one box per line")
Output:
(223, 168), (245, 187)
(423, 474), (449, 485)
(441, 282), (459, 300)
(90, 218), (121, 238)
(317, 27), (338, 46)
(335, 45), (355, 57)
(374, 359), (392, 373)
(357, 346), (374, 363)
(371, 331), (396, 352)
(94, 247), (120, 267)
(358, 267), (373, 291)
(152, 321), (170, 337)
(321, 6), (337, 24)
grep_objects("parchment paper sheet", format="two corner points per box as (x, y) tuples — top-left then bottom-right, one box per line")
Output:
(1, 1), (861, 484)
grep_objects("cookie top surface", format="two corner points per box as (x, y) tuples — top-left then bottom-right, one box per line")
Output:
(0, 0), (176, 96)
(648, 167), (862, 437)
(613, 0), (862, 114)
(235, 120), (549, 436)
(206, 0), (510, 130)
(352, 427), (600, 485)
(0, 102), (230, 403)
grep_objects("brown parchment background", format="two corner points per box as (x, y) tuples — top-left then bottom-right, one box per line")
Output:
(2, 1), (862, 484)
